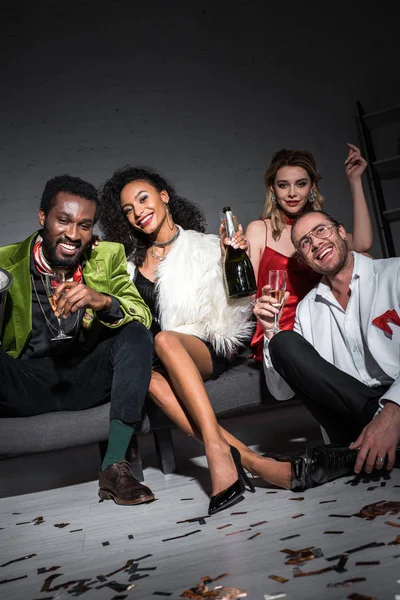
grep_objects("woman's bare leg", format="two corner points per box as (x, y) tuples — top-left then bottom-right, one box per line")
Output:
(152, 331), (239, 496)
(149, 333), (292, 491)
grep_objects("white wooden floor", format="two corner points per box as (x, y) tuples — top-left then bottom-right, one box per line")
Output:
(0, 405), (399, 600)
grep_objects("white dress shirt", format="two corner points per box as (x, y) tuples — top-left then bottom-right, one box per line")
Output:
(263, 252), (399, 408)
(315, 265), (392, 388)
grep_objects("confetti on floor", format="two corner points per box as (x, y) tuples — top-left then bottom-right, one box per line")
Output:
(248, 532), (261, 540)
(326, 542), (385, 561)
(326, 576), (366, 588)
(181, 574), (246, 599)
(347, 593), (377, 600)
(0, 553), (36, 568)
(268, 575), (288, 584)
(162, 529), (201, 542)
(249, 520), (268, 527)
(0, 575), (28, 585)
(281, 546), (323, 565)
(225, 528), (252, 536)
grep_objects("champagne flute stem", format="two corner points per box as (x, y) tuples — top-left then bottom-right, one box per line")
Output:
(274, 311), (278, 332)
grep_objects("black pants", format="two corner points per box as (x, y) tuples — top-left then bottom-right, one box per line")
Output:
(269, 331), (389, 445)
(0, 321), (153, 423)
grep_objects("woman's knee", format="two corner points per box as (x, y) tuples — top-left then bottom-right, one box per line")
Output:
(154, 330), (180, 357)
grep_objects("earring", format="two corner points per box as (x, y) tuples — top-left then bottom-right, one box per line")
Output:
(271, 191), (277, 203)
(165, 203), (174, 230)
(308, 189), (316, 203)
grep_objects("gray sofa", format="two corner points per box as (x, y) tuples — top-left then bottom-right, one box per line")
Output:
(0, 353), (297, 481)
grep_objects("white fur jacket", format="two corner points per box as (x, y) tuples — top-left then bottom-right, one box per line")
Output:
(127, 228), (254, 359)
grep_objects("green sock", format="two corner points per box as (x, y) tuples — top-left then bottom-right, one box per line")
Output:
(101, 419), (136, 470)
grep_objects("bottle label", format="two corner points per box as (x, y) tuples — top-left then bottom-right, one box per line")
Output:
(225, 210), (237, 239)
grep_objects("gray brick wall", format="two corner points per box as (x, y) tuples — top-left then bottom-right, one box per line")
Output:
(1, 1), (399, 255)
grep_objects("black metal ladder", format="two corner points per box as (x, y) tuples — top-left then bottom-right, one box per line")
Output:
(356, 101), (400, 257)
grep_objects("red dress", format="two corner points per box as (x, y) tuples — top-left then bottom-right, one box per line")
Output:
(251, 245), (321, 362)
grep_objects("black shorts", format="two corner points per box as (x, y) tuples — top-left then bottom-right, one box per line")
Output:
(203, 340), (229, 379)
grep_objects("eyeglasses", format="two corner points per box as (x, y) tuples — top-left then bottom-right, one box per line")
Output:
(295, 221), (339, 255)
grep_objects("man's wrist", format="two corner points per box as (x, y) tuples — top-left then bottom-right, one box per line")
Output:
(382, 401), (400, 415)
(101, 293), (113, 311)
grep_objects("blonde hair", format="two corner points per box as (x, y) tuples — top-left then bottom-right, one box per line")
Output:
(260, 149), (324, 240)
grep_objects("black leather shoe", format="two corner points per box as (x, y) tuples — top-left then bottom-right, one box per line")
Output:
(304, 444), (358, 487)
(263, 445), (358, 491)
(208, 446), (256, 516)
(99, 460), (155, 505)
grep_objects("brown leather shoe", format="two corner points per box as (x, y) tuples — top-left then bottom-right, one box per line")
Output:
(99, 460), (155, 505)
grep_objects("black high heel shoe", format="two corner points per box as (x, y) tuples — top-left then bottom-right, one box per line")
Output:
(208, 446), (256, 516)
(262, 451), (309, 491)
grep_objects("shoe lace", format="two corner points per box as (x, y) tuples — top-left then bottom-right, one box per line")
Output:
(117, 460), (133, 476)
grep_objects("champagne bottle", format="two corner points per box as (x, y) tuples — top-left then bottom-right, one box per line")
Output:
(222, 206), (257, 298)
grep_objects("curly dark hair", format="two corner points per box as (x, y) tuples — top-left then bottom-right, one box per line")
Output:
(99, 166), (207, 266)
(40, 174), (100, 220)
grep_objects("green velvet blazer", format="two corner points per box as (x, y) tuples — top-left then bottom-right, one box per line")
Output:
(0, 232), (151, 358)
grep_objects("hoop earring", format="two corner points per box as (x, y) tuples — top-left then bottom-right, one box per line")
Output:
(128, 229), (146, 250)
(271, 191), (277, 203)
(165, 203), (174, 231)
(308, 189), (316, 203)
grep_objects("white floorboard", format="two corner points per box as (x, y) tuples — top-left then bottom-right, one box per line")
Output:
(0, 406), (399, 600)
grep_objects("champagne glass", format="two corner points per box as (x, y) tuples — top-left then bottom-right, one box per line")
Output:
(268, 270), (287, 333)
(43, 272), (73, 341)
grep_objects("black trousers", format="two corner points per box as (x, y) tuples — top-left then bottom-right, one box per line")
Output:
(269, 331), (389, 445)
(0, 321), (153, 423)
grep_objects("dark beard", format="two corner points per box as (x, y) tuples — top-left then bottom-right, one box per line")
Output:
(41, 225), (87, 270)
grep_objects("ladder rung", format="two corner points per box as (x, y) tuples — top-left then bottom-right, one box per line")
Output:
(363, 103), (400, 128)
(383, 208), (400, 223)
(373, 155), (400, 180)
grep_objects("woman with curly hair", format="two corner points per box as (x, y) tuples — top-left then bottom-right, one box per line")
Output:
(245, 144), (373, 362)
(99, 167), (318, 514)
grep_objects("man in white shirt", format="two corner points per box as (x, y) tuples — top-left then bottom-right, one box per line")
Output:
(255, 210), (400, 485)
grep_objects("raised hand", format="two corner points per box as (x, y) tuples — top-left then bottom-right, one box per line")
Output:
(52, 281), (112, 318)
(344, 143), (367, 182)
(253, 284), (290, 335)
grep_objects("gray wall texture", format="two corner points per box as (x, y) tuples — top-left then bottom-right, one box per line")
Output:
(1, 0), (399, 255)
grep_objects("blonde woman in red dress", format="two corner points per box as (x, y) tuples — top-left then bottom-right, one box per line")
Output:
(246, 144), (373, 362)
